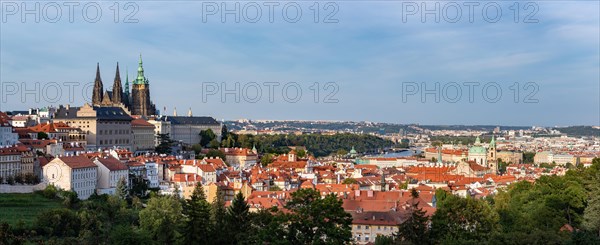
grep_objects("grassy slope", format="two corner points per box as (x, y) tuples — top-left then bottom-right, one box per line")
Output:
(0, 193), (62, 226)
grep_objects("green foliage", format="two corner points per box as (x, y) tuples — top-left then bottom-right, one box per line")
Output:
(261, 153), (274, 167)
(296, 149), (307, 158)
(155, 133), (173, 154)
(226, 192), (252, 244)
(108, 225), (152, 245)
(341, 178), (357, 185)
(181, 183), (212, 243)
(199, 129), (217, 147)
(35, 208), (81, 237)
(374, 235), (395, 245)
(268, 185), (282, 191)
(284, 188), (353, 244)
(208, 138), (220, 149)
(523, 152), (535, 164)
(191, 143), (203, 154)
(205, 149), (226, 161)
(139, 195), (182, 244)
(396, 194), (429, 245)
(115, 177), (128, 199)
(37, 132), (49, 140)
(233, 133), (393, 157)
(431, 195), (499, 243)
(129, 175), (148, 198)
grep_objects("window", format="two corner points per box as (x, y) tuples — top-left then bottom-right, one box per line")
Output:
(356, 225), (361, 230)
(365, 235), (370, 242)
(365, 226), (369, 230)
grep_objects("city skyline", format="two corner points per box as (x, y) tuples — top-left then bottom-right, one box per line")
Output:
(1, 1), (598, 126)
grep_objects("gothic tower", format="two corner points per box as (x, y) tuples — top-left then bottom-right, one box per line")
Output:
(130, 54), (156, 116)
(112, 63), (123, 104)
(124, 68), (131, 107)
(92, 63), (103, 105)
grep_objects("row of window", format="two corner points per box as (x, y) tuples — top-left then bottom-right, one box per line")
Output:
(355, 225), (395, 231)
(99, 139), (130, 145)
(99, 129), (131, 135)
(74, 181), (94, 189)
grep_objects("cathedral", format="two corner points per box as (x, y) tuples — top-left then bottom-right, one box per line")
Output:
(92, 55), (157, 116)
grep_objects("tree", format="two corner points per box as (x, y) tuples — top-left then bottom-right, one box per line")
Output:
(129, 175), (148, 198)
(431, 195), (498, 243)
(523, 152), (535, 163)
(206, 149), (226, 161)
(108, 225), (152, 245)
(200, 129), (217, 147)
(181, 182), (212, 243)
(35, 208), (81, 237)
(284, 188), (353, 244)
(226, 192), (252, 244)
(342, 178), (358, 185)
(209, 138), (221, 149)
(37, 132), (49, 139)
(221, 134), (236, 148)
(261, 153), (274, 167)
(296, 149), (307, 159)
(155, 133), (173, 154)
(115, 177), (128, 199)
(374, 235), (395, 245)
(497, 159), (508, 174)
(139, 195), (182, 244)
(396, 188), (429, 244)
(191, 144), (203, 154)
(211, 190), (227, 244)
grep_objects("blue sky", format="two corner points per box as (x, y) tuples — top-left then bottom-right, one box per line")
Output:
(0, 1), (598, 126)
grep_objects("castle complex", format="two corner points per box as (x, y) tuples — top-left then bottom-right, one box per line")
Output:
(92, 55), (156, 116)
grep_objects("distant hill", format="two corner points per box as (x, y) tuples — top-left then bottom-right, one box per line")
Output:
(554, 126), (600, 137)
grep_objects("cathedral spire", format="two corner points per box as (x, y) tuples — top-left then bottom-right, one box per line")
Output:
(125, 67), (130, 95)
(92, 63), (103, 105)
(112, 62), (122, 104)
(188, 107), (193, 117)
(173, 107), (177, 116)
(135, 53), (147, 85)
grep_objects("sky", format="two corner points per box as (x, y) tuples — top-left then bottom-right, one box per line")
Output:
(0, 1), (598, 127)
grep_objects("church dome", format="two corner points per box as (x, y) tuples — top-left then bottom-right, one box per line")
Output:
(469, 136), (486, 154)
(469, 146), (486, 154)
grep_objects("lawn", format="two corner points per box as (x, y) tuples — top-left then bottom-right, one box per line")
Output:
(0, 193), (63, 226)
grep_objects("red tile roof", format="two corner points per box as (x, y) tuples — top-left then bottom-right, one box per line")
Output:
(96, 156), (128, 171)
(57, 156), (97, 169)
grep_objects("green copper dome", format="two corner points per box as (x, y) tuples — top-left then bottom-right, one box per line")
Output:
(469, 146), (486, 154)
(469, 136), (486, 154)
(350, 146), (357, 154)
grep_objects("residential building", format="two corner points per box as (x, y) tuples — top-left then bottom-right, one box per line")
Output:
(43, 156), (98, 199)
(351, 211), (402, 244)
(0, 146), (22, 180)
(94, 156), (129, 195)
(0, 112), (18, 146)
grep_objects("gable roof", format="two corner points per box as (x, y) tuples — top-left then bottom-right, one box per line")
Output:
(96, 156), (129, 171)
(57, 156), (97, 169)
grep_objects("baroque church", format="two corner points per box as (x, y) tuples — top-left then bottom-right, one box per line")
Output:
(92, 55), (156, 116)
